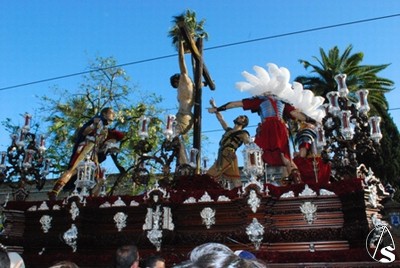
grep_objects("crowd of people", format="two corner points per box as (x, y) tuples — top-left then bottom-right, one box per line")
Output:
(171, 242), (266, 268)
(0, 241), (267, 267)
(112, 242), (265, 268)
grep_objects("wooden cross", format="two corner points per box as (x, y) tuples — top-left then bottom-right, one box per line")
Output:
(178, 22), (215, 174)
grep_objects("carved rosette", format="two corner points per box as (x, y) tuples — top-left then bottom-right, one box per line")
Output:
(147, 229), (163, 251)
(39, 215), (52, 233)
(246, 218), (264, 250)
(69, 201), (80, 221)
(247, 189), (261, 213)
(63, 224), (78, 252)
(113, 212), (128, 232)
(300, 201), (317, 224)
(200, 207), (216, 229)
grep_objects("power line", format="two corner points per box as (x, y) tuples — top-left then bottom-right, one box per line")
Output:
(205, 13), (400, 50)
(1, 13), (399, 92)
(0, 54), (177, 91)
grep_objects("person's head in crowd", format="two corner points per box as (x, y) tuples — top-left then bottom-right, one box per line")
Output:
(115, 244), (139, 268)
(194, 251), (248, 268)
(143, 255), (165, 268)
(189, 242), (233, 263)
(48, 260), (79, 268)
(8, 252), (25, 268)
(0, 244), (10, 268)
(174, 243), (267, 268)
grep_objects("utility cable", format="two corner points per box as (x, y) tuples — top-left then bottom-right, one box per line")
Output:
(0, 13), (399, 92)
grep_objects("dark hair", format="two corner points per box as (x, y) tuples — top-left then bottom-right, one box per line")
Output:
(170, 73), (180, 87)
(115, 244), (139, 268)
(100, 107), (113, 116)
(144, 255), (165, 268)
(234, 115), (249, 128)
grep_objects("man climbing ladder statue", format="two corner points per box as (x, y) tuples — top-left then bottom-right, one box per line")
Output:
(48, 107), (124, 200)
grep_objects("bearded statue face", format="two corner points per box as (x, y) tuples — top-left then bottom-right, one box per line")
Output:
(234, 115), (249, 128)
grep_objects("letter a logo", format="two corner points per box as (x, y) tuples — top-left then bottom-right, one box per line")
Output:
(366, 224), (396, 263)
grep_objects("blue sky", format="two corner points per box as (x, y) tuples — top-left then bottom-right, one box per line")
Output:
(1, 1), (399, 173)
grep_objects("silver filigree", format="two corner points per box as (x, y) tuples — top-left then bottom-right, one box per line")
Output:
(63, 224), (78, 252)
(309, 242), (315, 252)
(237, 188), (243, 198)
(73, 156), (97, 199)
(217, 195), (231, 202)
(112, 197), (127, 207)
(242, 141), (264, 181)
(142, 205), (174, 251)
(130, 200), (139, 206)
(147, 229), (163, 251)
(38, 201), (49, 210)
(319, 189), (335, 196)
(242, 179), (264, 193)
(162, 207), (174, 230)
(183, 197), (197, 204)
(247, 189), (261, 213)
(300, 201), (317, 224)
(367, 184), (378, 208)
(28, 205), (37, 211)
(371, 213), (388, 228)
(145, 181), (169, 201)
(265, 185), (270, 196)
(246, 218), (264, 250)
(199, 192), (213, 202)
(200, 207), (216, 229)
(99, 201), (111, 208)
(113, 212), (128, 231)
(143, 208), (154, 230)
(143, 206), (162, 230)
(280, 191), (295, 198)
(299, 184), (317, 197)
(69, 201), (79, 221)
(39, 215), (52, 233)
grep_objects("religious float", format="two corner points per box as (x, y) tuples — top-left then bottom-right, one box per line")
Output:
(1, 64), (399, 268)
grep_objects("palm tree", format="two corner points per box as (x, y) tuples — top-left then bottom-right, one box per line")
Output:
(168, 9), (208, 49)
(295, 45), (393, 117)
(295, 45), (400, 201)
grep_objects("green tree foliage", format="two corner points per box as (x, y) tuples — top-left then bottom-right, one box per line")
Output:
(295, 45), (400, 200)
(168, 9), (208, 48)
(378, 112), (400, 201)
(38, 57), (165, 180)
(296, 45), (393, 117)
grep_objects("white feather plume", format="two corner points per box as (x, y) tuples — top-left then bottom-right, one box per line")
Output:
(235, 63), (326, 122)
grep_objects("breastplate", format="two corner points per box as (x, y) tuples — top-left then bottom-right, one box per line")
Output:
(259, 97), (284, 120)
